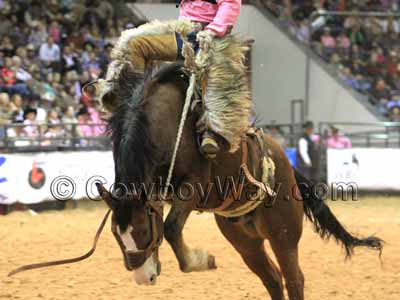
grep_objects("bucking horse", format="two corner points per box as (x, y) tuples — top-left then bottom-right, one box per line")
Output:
(93, 61), (382, 300)
(10, 44), (383, 300)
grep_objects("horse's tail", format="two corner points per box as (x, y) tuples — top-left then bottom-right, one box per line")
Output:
(293, 168), (383, 257)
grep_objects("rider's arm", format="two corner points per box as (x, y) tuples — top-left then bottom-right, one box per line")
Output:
(205, 0), (241, 37)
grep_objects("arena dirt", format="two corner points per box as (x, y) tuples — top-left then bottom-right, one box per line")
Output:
(1, 197), (399, 300)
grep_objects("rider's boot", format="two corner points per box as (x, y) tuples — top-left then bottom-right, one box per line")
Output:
(200, 131), (220, 159)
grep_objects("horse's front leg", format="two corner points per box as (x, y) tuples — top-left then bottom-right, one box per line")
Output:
(164, 199), (216, 272)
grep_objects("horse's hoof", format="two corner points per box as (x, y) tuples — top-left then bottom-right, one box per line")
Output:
(207, 254), (217, 269)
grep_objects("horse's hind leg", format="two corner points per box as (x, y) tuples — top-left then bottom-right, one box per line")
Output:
(215, 216), (284, 300)
(164, 201), (216, 272)
(269, 240), (304, 300)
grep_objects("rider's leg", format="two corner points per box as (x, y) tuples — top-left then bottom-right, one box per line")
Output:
(197, 35), (253, 158)
(125, 33), (178, 74)
(96, 20), (194, 110)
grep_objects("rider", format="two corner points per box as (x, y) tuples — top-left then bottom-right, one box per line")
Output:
(98, 0), (251, 158)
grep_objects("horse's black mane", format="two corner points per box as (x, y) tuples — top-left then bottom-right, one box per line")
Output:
(107, 62), (187, 228)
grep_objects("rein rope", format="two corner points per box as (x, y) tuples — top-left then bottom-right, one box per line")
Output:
(162, 40), (198, 199)
(8, 209), (112, 277)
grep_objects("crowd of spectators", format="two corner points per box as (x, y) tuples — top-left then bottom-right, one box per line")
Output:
(264, 0), (400, 121)
(0, 0), (138, 148)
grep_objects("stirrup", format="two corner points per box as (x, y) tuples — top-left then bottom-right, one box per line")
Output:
(200, 133), (220, 159)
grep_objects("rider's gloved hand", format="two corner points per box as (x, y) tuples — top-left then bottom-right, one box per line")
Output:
(196, 30), (216, 52)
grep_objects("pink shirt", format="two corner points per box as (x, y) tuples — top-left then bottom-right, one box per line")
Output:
(23, 120), (38, 138)
(321, 35), (336, 48)
(77, 123), (93, 137)
(88, 106), (106, 136)
(179, 0), (241, 37)
(326, 135), (352, 149)
(337, 35), (350, 48)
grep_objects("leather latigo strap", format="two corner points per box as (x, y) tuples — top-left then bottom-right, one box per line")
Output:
(199, 132), (275, 214)
(199, 136), (248, 213)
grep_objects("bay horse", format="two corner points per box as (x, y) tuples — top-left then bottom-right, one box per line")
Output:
(96, 62), (383, 299)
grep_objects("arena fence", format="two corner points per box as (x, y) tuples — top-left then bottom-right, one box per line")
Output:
(0, 123), (110, 153)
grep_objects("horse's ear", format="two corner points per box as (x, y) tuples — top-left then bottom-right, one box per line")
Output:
(96, 183), (116, 209)
(82, 80), (116, 112)
(82, 81), (98, 98)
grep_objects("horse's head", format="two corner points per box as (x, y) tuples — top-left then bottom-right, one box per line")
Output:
(96, 183), (163, 285)
(95, 62), (189, 285)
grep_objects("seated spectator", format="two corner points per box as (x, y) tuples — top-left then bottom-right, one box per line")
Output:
(48, 21), (62, 44)
(87, 103), (105, 136)
(296, 19), (310, 44)
(47, 109), (60, 125)
(1, 57), (16, 88)
(389, 106), (400, 121)
(377, 97), (389, 116)
(366, 51), (383, 77)
(6, 113), (29, 147)
(387, 94), (400, 110)
(351, 59), (366, 76)
(62, 105), (78, 137)
(42, 124), (64, 146)
(84, 51), (101, 79)
(364, 17), (383, 40)
(326, 126), (352, 149)
(22, 107), (39, 142)
(15, 47), (30, 70)
(12, 56), (32, 83)
(336, 31), (351, 56)
(61, 46), (80, 74)
(39, 37), (60, 72)
(320, 27), (336, 59)
(389, 70), (400, 90)
(386, 51), (399, 78)
(80, 43), (94, 68)
(10, 94), (24, 122)
(25, 44), (41, 68)
(28, 98), (47, 124)
(370, 79), (391, 104)
(0, 93), (12, 130)
(76, 107), (94, 145)
(330, 52), (342, 68)
(0, 35), (15, 57)
(94, 0), (115, 33)
(343, 13), (361, 31)
(339, 67), (356, 87)
(381, 16), (399, 35)
(348, 24), (366, 46)
(0, 11), (12, 38)
(28, 22), (48, 50)
(353, 74), (371, 92)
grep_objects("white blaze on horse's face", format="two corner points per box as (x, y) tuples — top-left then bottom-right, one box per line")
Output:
(117, 226), (158, 286)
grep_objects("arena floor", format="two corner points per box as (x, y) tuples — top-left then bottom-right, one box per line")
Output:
(1, 197), (399, 300)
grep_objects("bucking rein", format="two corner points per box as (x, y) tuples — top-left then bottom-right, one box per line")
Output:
(8, 37), (275, 277)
